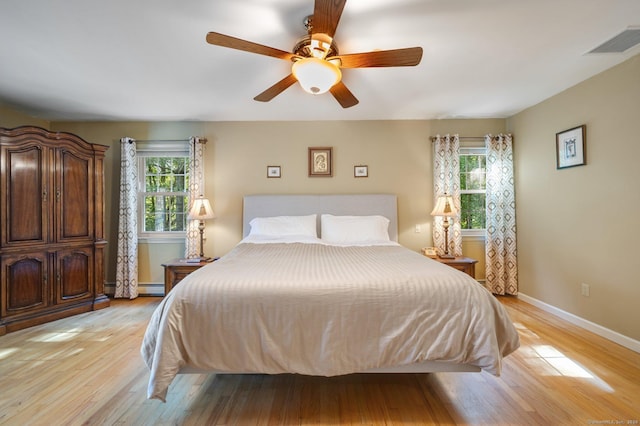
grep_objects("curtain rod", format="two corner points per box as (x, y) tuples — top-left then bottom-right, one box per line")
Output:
(429, 135), (511, 142)
(127, 138), (208, 143)
(430, 136), (484, 142)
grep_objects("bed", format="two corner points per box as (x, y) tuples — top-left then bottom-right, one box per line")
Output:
(141, 194), (520, 402)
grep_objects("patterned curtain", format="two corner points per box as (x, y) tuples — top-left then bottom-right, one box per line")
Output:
(115, 138), (138, 299)
(432, 134), (462, 257)
(485, 134), (518, 295)
(185, 137), (206, 258)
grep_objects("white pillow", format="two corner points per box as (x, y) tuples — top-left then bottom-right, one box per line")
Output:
(321, 214), (390, 243)
(248, 214), (317, 237)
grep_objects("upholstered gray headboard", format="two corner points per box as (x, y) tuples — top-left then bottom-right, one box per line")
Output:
(243, 194), (398, 241)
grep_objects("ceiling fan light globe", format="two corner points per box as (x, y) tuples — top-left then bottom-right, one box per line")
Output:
(292, 57), (342, 95)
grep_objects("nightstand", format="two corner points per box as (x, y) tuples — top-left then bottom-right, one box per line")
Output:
(162, 258), (213, 295)
(433, 256), (478, 278)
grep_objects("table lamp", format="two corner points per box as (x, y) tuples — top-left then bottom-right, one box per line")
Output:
(430, 194), (458, 259)
(188, 197), (216, 261)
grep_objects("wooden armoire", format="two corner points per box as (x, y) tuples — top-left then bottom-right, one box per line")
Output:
(0, 126), (109, 335)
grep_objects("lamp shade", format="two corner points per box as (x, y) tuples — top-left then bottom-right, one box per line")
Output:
(292, 57), (342, 95)
(188, 198), (215, 220)
(430, 194), (458, 217)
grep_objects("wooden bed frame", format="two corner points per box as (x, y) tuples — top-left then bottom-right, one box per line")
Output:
(181, 194), (480, 375)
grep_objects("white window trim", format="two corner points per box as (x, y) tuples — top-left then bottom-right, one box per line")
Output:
(138, 235), (186, 243)
(136, 142), (190, 239)
(462, 230), (486, 239)
(460, 144), (487, 237)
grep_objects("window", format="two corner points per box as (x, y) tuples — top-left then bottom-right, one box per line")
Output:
(137, 142), (190, 238)
(459, 146), (486, 235)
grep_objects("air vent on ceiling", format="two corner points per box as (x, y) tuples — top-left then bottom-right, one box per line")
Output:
(587, 26), (640, 54)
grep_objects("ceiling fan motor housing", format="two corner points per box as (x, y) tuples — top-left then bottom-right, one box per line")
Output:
(293, 34), (339, 59)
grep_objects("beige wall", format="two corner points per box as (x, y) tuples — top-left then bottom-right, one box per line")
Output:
(38, 119), (505, 292)
(1, 106), (503, 290)
(508, 54), (640, 341)
(0, 101), (49, 129)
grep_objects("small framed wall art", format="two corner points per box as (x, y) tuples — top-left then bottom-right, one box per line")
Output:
(308, 147), (332, 177)
(267, 166), (281, 178)
(556, 125), (586, 169)
(354, 165), (368, 177)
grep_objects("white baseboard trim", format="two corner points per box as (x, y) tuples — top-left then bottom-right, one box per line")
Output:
(518, 293), (640, 354)
(105, 282), (164, 297)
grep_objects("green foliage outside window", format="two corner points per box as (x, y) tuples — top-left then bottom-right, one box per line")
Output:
(459, 154), (486, 230)
(143, 157), (190, 232)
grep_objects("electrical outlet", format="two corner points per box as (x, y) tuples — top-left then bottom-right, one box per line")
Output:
(415, 224), (421, 233)
(581, 283), (590, 297)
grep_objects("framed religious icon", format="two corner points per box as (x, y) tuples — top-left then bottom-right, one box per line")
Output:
(556, 125), (586, 169)
(308, 147), (333, 177)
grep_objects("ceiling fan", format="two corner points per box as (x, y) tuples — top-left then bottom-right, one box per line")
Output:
(205, 0), (423, 108)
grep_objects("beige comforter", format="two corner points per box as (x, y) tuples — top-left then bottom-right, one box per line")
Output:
(142, 242), (520, 401)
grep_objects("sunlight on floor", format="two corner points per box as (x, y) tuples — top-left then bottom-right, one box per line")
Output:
(0, 347), (18, 360)
(531, 345), (593, 378)
(42, 347), (84, 360)
(28, 331), (80, 342)
(514, 321), (540, 338)
(514, 321), (615, 393)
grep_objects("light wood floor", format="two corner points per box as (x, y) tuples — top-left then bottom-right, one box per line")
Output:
(0, 296), (638, 425)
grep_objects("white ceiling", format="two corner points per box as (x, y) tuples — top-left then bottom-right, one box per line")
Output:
(1, 0), (639, 122)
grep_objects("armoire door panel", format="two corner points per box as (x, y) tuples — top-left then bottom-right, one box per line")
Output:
(57, 247), (93, 302)
(57, 149), (94, 241)
(1, 144), (49, 247)
(1, 254), (49, 317)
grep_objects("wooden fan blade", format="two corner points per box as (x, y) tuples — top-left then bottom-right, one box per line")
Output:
(254, 74), (298, 102)
(330, 81), (359, 108)
(332, 47), (423, 68)
(312, 0), (346, 39)
(206, 32), (296, 61)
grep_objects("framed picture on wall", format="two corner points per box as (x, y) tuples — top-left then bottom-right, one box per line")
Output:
(354, 165), (368, 177)
(308, 147), (332, 177)
(267, 166), (281, 178)
(556, 125), (586, 169)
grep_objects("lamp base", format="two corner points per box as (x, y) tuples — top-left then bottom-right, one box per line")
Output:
(438, 253), (456, 259)
(186, 256), (213, 263)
